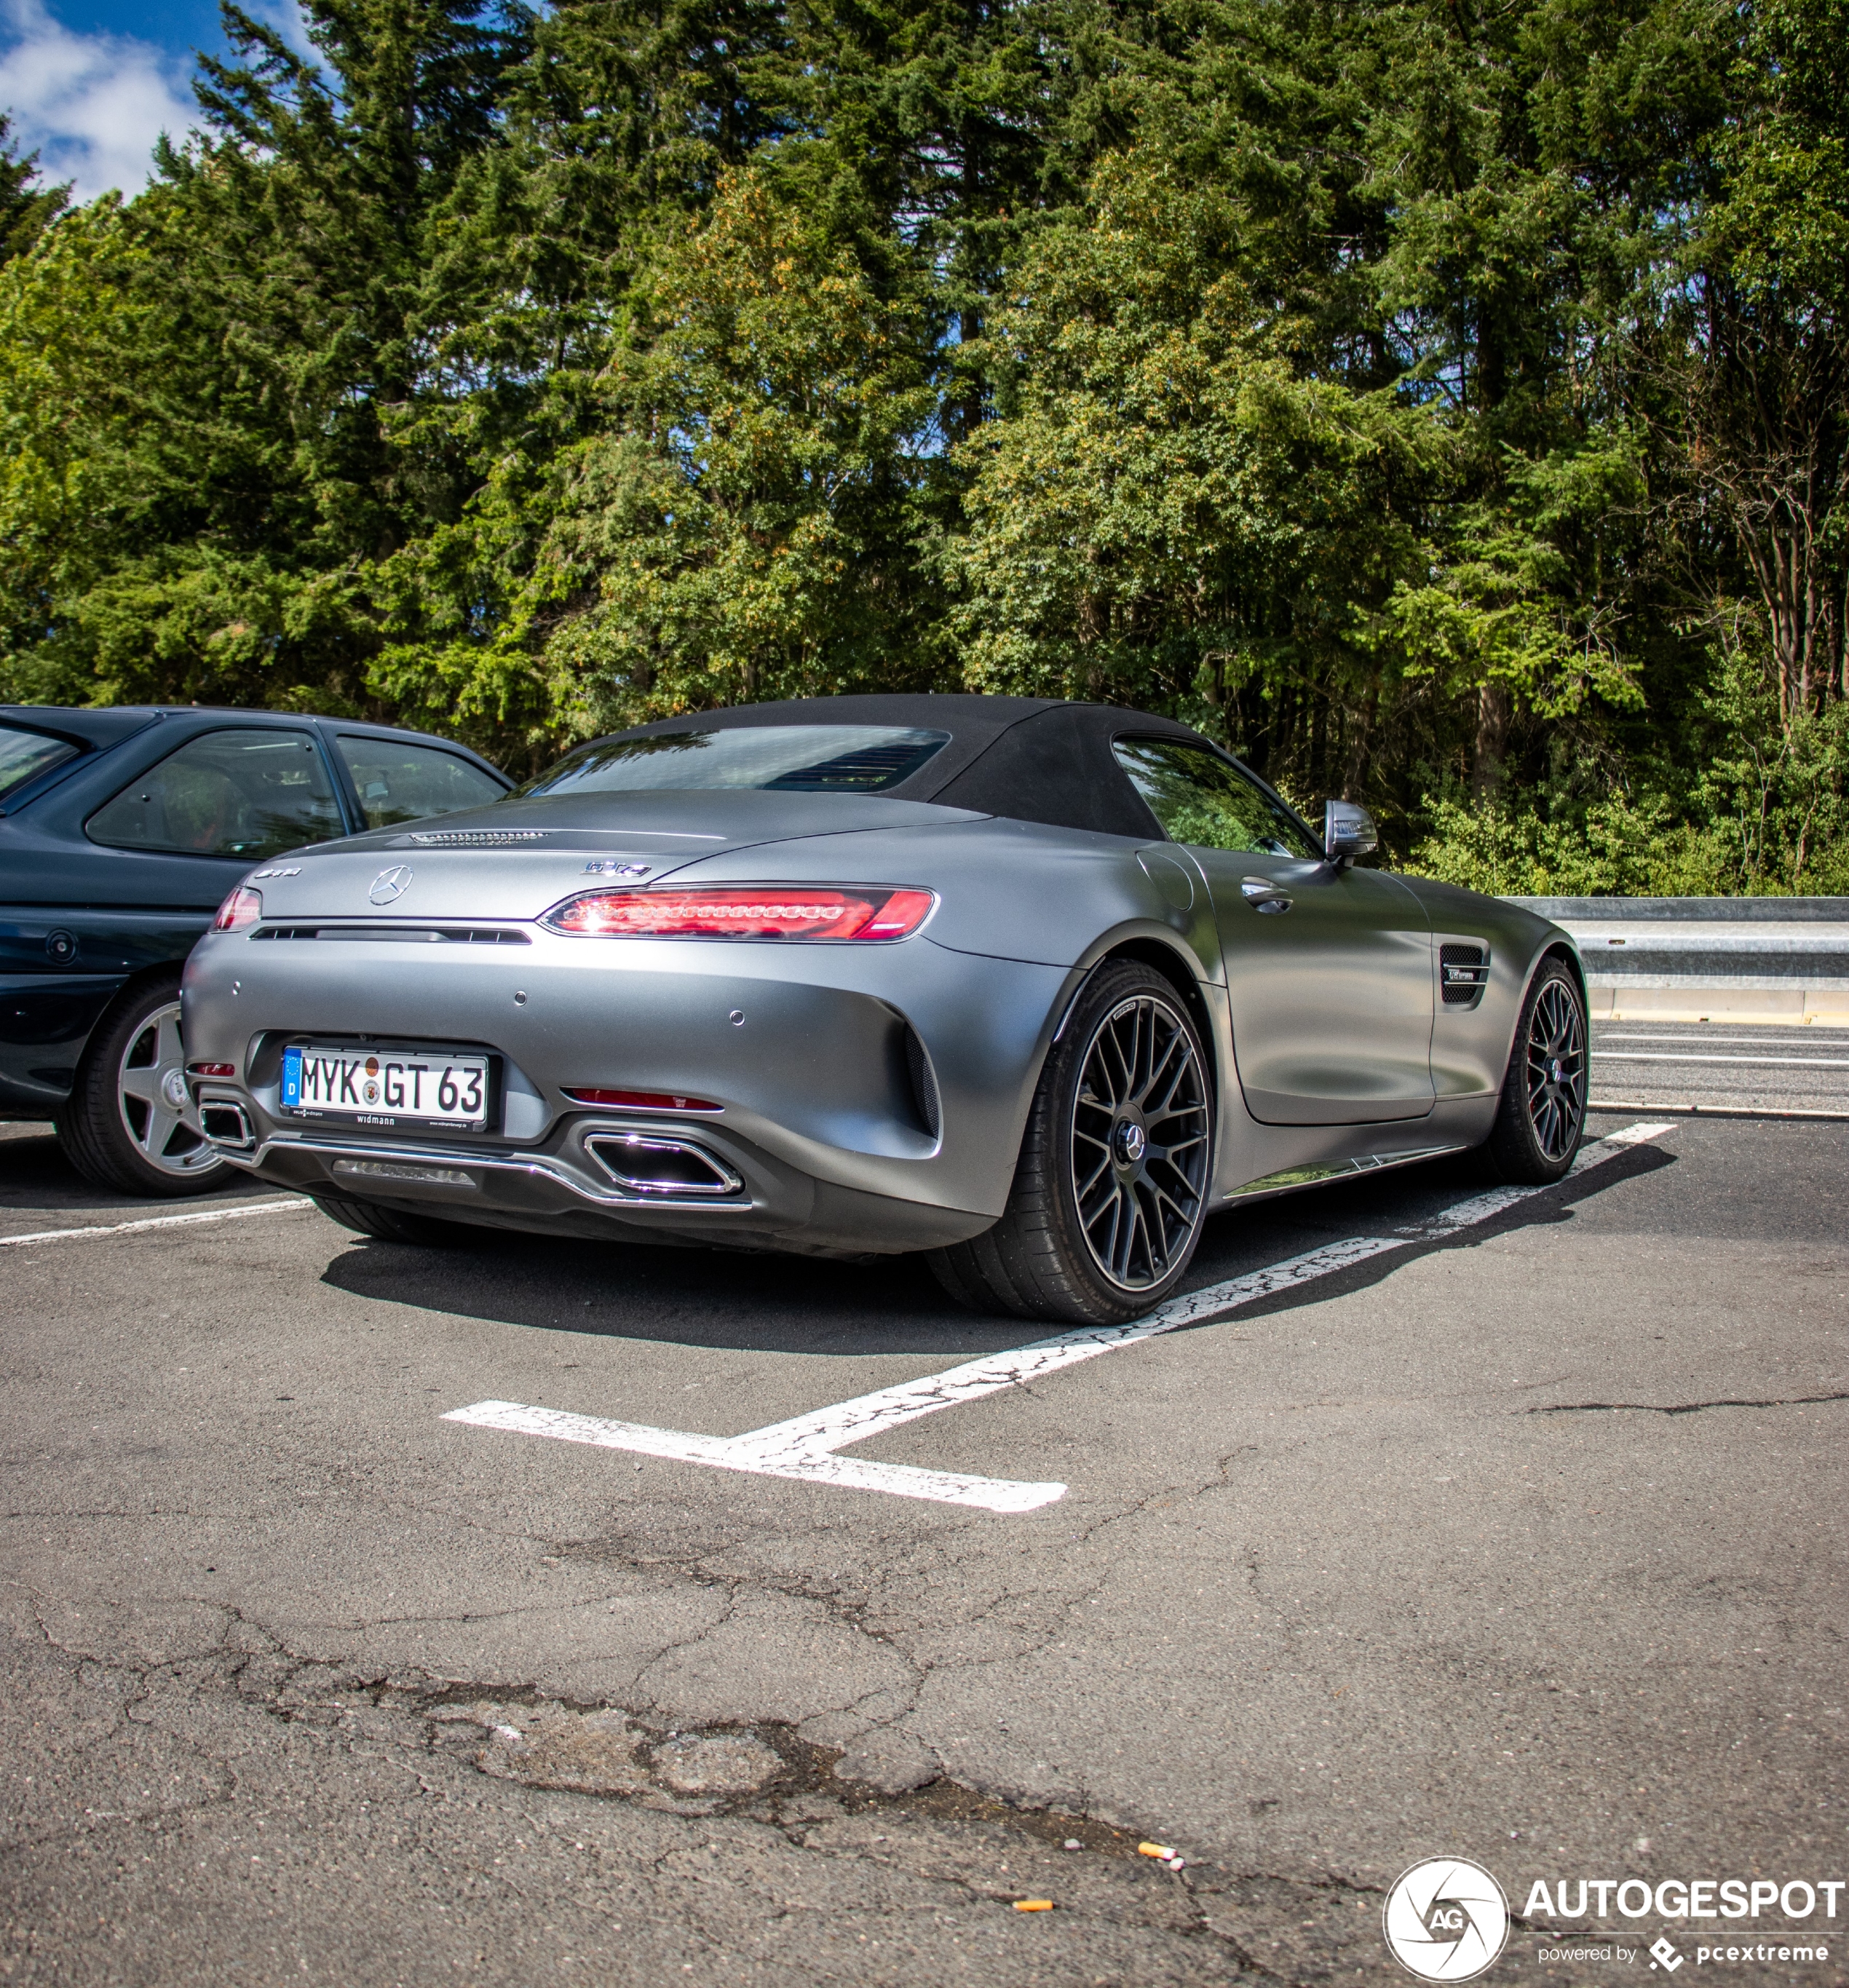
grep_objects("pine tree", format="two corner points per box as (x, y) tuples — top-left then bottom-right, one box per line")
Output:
(0, 116), (68, 264)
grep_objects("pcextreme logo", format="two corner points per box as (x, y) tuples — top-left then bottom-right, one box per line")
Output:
(1383, 1858), (1511, 1981)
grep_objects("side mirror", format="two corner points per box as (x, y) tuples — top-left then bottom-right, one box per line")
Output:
(1323, 799), (1377, 867)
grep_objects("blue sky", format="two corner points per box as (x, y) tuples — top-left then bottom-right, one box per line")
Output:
(0, 0), (310, 200)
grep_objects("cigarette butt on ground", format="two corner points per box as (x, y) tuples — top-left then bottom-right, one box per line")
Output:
(1137, 1842), (1176, 1860)
(1013, 1899), (1055, 1912)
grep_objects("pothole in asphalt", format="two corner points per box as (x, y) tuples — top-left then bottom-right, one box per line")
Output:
(654, 1730), (785, 1796)
(453, 1702), (650, 1797)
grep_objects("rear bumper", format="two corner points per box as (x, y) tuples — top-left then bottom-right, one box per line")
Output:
(183, 923), (1072, 1252)
(213, 1117), (995, 1256)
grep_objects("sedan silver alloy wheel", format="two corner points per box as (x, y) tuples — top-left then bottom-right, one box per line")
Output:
(1071, 993), (1211, 1291)
(1524, 977), (1586, 1163)
(116, 999), (221, 1180)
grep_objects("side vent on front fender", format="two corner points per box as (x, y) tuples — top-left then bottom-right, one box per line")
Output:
(1440, 943), (1490, 1008)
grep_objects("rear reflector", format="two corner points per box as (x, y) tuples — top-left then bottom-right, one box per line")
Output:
(563, 1088), (721, 1113)
(542, 886), (935, 941)
(188, 1061), (237, 1078)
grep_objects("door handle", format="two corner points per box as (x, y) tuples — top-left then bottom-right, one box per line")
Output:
(1240, 877), (1292, 914)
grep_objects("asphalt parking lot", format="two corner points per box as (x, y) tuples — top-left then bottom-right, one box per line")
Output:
(2, 1023), (1845, 1986)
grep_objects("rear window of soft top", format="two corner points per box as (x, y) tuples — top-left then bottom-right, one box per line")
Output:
(512, 724), (951, 799)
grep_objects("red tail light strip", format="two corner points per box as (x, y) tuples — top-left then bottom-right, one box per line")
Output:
(542, 886), (935, 941)
(563, 1088), (721, 1113)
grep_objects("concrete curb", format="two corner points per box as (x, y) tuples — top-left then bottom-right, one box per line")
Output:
(1585, 983), (1849, 1024)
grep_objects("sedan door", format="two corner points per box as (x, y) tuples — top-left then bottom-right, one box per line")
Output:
(1114, 737), (1434, 1125)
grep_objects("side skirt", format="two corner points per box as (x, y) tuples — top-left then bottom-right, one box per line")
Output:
(1223, 1143), (1468, 1205)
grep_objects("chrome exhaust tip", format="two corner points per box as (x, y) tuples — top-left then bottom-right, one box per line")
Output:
(585, 1133), (743, 1198)
(199, 1099), (256, 1149)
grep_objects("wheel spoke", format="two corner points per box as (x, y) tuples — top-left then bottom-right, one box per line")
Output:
(156, 1010), (186, 1070)
(1119, 1193), (1147, 1280)
(1137, 1029), (1185, 1114)
(1074, 1149), (1113, 1200)
(137, 1105), (181, 1158)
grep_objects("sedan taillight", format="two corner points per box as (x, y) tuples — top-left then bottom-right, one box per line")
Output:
(213, 887), (263, 932)
(542, 886), (936, 941)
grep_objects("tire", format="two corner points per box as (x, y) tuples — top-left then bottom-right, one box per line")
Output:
(927, 960), (1215, 1324)
(55, 973), (230, 1197)
(310, 1194), (473, 1246)
(1481, 956), (1588, 1184)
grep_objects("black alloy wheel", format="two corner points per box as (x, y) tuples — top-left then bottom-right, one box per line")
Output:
(1482, 957), (1588, 1184)
(1071, 991), (1212, 1292)
(1526, 974), (1587, 1162)
(928, 960), (1214, 1325)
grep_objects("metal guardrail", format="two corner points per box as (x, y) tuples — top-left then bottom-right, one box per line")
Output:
(1502, 897), (1849, 1018)
(1505, 898), (1849, 981)
(1510, 897), (1849, 922)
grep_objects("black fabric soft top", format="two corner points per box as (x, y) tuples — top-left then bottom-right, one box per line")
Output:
(595, 694), (1216, 840)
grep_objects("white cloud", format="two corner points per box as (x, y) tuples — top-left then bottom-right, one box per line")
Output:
(0, 0), (199, 200)
(249, 0), (316, 63)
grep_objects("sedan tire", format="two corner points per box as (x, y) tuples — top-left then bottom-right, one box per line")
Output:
(1481, 955), (1588, 1184)
(55, 973), (229, 1197)
(929, 960), (1213, 1324)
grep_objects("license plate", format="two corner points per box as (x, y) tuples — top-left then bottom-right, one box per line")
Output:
(280, 1044), (491, 1129)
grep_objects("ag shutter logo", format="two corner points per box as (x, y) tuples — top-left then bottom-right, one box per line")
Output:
(1384, 1858), (1511, 1981)
(368, 866), (413, 904)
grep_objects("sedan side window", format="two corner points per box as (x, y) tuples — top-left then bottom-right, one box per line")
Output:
(335, 736), (504, 828)
(87, 729), (344, 859)
(1113, 737), (1322, 859)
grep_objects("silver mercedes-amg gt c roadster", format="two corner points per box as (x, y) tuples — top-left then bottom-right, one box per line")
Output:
(181, 694), (1587, 1323)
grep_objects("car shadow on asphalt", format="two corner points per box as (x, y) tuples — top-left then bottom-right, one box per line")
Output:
(1179, 1136), (1678, 1328)
(315, 1223), (1036, 1359)
(0, 1122), (269, 1221)
(312, 1141), (1676, 1360)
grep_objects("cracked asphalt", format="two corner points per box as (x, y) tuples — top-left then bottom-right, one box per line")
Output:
(1, 1109), (1845, 1986)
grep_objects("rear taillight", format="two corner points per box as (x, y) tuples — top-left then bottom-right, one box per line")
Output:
(188, 1061), (237, 1078)
(213, 887), (263, 932)
(542, 886), (936, 941)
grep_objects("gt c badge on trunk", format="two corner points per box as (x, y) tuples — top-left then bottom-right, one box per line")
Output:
(368, 866), (413, 904)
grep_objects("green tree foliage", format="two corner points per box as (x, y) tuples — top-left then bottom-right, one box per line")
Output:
(1, 0), (1845, 879)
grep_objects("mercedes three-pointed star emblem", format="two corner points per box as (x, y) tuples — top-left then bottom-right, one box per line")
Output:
(368, 866), (413, 904)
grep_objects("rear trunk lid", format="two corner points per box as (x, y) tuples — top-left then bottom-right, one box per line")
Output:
(248, 790), (983, 923)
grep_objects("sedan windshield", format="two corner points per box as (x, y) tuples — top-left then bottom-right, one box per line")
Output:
(514, 725), (951, 798)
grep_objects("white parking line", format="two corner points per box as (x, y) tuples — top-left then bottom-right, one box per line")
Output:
(0, 1197), (314, 1248)
(1597, 1052), (1849, 1069)
(446, 1122), (1674, 1513)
